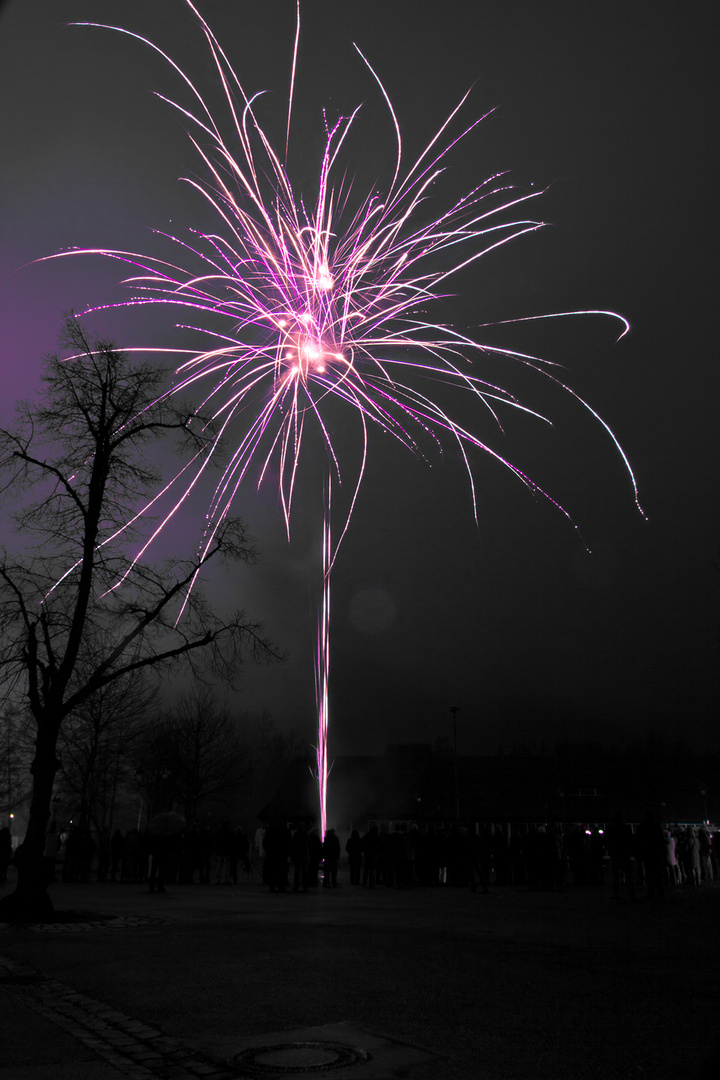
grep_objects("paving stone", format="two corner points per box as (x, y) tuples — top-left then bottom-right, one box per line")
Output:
(122, 1024), (162, 1037)
(148, 1036), (187, 1053)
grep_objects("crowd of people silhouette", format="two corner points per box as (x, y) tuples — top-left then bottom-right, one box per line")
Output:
(5, 812), (715, 900)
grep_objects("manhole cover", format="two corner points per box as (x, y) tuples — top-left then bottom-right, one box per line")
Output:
(233, 1041), (370, 1073)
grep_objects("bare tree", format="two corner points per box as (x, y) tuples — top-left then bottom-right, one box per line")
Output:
(0, 707), (33, 827)
(137, 687), (249, 824)
(0, 318), (279, 919)
(57, 665), (157, 834)
(230, 710), (308, 826)
(240, 710), (306, 773)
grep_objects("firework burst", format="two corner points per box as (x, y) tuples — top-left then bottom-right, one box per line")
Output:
(47, 0), (640, 833)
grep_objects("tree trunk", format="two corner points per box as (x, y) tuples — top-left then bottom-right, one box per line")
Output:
(0, 726), (58, 922)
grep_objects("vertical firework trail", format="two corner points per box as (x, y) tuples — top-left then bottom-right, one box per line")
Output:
(315, 476), (332, 834)
(47, 1), (641, 834)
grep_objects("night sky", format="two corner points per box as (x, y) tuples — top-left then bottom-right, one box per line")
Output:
(1, 1), (718, 760)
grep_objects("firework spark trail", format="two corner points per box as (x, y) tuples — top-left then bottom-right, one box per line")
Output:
(45, 1), (642, 829)
(315, 478), (332, 835)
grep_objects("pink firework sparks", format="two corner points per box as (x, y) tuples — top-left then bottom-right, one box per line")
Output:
(46, 1), (641, 833)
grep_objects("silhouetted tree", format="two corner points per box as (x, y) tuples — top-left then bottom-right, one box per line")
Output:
(56, 662), (157, 834)
(231, 710), (307, 827)
(0, 707), (33, 825)
(0, 318), (279, 919)
(241, 710), (305, 773)
(136, 687), (249, 823)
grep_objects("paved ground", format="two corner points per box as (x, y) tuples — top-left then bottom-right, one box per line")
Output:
(1, 868), (719, 1079)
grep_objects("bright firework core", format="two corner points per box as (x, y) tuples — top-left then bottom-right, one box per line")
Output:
(277, 315), (346, 384)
